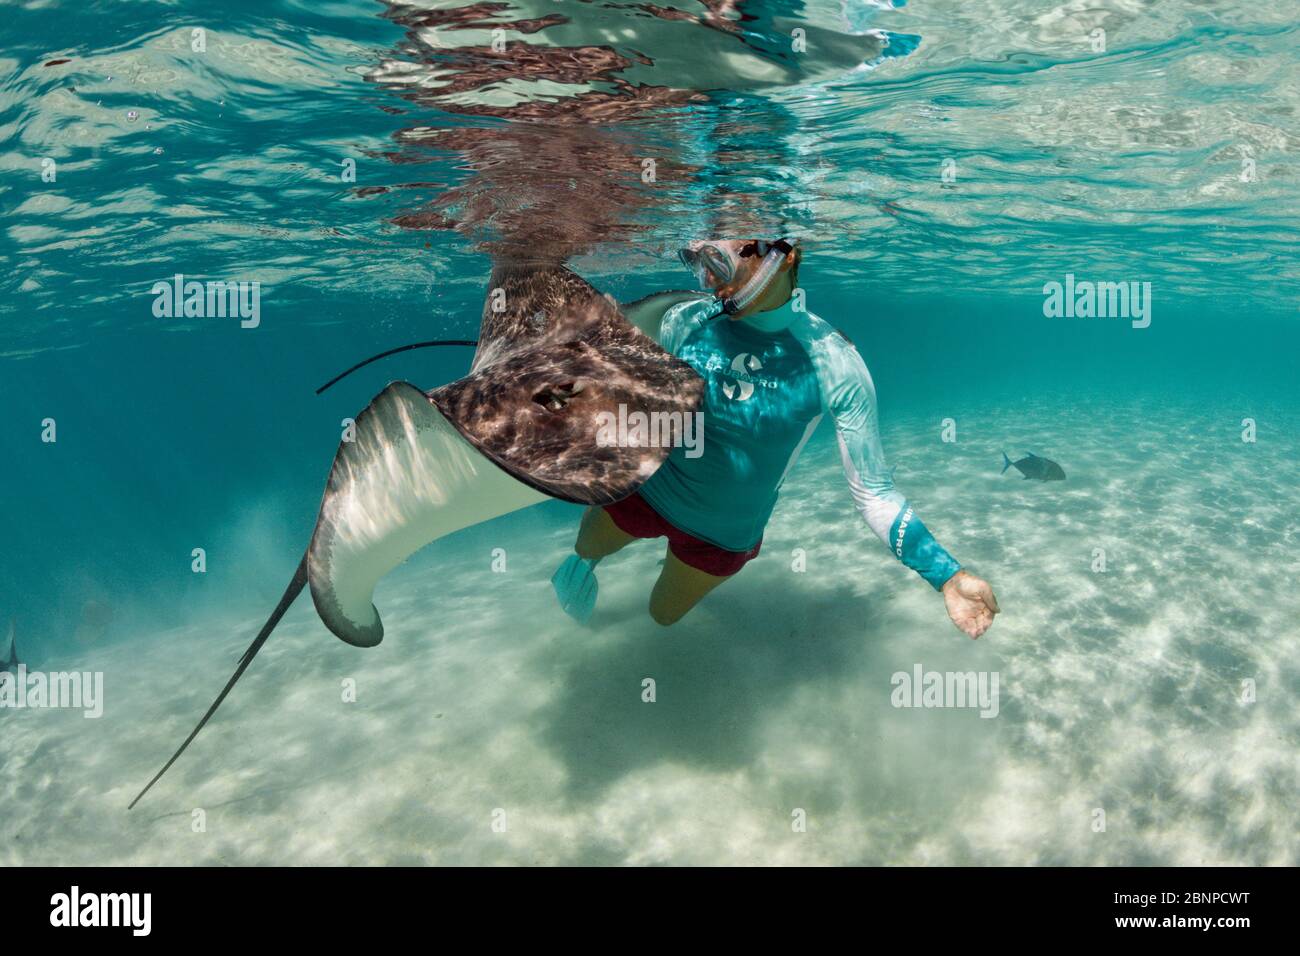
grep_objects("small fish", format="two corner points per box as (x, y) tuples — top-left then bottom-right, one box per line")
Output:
(1, 619), (19, 673)
(1001, 451), (1065, 481)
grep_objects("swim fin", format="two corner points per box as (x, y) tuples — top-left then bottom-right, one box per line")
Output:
(552, 554), (599, 623)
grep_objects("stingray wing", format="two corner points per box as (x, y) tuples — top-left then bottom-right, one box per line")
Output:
(619, 290), (712, 342)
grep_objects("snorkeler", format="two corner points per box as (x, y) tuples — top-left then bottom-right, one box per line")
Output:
(553, 238), (999, 638)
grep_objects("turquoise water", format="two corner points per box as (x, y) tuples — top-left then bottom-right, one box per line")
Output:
(1, 0), (1296, 864)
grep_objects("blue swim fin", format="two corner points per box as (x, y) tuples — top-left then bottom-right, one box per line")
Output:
(552, 554), (599, 623)
(1001, 451), (1013, 475)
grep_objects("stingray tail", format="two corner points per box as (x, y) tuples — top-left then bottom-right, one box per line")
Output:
(1000, 451), (1012, 475)
(128, 556), (309, 810)
(315, 340), (478, 395)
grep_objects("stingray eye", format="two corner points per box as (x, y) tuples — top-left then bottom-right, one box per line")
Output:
(532, 380), (582, 411)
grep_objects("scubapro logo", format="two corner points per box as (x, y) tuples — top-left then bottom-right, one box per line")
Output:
(722, 353), (762, 401)
(893, 506), (913, 558)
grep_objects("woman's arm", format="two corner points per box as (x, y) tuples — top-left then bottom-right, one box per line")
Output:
(816, 328), (961, 589)
(795, 315), (998, 637)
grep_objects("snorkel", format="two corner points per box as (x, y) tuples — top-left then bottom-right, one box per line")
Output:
(719, 238), (796, 315)
(680, 238), (798, 320)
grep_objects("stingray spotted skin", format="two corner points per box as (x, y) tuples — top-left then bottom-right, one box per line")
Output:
(433, 339), (701, 503)
(438, 265), (704, 504)
(470, 266), (610, 372)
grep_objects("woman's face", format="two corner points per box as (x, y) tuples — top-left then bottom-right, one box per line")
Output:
(680, 239), (800, 316)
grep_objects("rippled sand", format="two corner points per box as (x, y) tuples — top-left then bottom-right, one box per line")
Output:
(2, 399), (1294, 865)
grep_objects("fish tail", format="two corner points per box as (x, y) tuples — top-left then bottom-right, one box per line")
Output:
(128, 555), (308, 810)
(1001, 451), (1012, 475)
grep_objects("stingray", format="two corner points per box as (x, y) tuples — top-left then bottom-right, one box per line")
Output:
(1, 620), (18, 673)
(129, 264), (703, 808)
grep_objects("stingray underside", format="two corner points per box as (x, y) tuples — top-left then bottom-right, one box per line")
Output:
(307, 382), (546, 647)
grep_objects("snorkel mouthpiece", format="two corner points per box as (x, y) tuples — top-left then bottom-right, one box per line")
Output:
(720, 238), (794, 316)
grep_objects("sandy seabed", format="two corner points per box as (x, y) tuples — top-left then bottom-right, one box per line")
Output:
(2, 400), (1296, 865)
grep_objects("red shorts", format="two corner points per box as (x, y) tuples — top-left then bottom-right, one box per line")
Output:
(604, 492), (761, 577)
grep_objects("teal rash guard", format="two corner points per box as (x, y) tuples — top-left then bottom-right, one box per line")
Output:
(637, 296), (961, 590)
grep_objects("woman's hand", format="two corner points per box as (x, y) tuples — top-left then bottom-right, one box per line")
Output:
(941, 570), (999, 639)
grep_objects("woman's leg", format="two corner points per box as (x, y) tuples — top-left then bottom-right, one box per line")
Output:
(574, 506), (636, 560)
(648, 549), (734, 625)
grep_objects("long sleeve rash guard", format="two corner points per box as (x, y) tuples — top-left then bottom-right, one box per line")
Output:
(636, 296), (961, 590)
